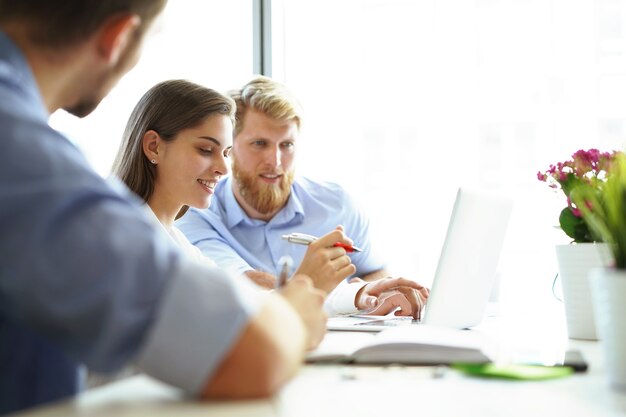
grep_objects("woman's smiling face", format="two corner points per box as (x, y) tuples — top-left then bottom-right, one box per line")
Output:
(153, 114), (233, 210)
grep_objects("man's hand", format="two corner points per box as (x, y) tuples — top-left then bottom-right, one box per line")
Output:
(244, 270), (277, 289)
(354, 277), (430, 320)
(278, 274), (327, 350)
(294, 227), (357, 294)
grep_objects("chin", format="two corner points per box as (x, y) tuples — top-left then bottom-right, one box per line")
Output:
(198, 197), (212, 209)
(63, 99), (100, 118)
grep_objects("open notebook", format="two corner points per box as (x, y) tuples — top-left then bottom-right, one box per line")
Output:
(307, 325), (497, 365)
(328, 187), (513, 332)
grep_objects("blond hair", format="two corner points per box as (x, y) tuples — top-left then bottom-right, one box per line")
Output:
(229, 76), (304, 137)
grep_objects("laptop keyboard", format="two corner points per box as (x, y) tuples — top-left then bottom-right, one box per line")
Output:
(353, 317), (419, 327)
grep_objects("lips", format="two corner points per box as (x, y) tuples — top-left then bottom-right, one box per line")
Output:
(259, 172), (283, 183)
(197, 178), (218, 192)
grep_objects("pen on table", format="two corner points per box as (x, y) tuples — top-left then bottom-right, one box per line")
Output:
(276, 255), (293, 289)
(281, 232), (362, 253)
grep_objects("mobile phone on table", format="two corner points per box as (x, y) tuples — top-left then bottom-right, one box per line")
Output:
(559, 349), (588, 372)
(515, 349), (588, 373)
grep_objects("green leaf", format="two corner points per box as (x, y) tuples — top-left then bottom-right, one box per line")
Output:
(561, 173), (584, 197)
(570, 153), (626, 268)
(559, 207), (592, 243)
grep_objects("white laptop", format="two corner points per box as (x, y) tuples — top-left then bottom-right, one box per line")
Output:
(327, 187), (513, 332)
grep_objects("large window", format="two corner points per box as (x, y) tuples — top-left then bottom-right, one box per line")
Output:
(47, 0), (626, 319)
(49, 0), (254, 176)
(272, 0), (626, 315)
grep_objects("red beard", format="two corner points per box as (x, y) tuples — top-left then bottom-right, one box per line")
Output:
(232, 157), (295, 215)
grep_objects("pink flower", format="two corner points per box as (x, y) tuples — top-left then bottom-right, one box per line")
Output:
(538, 148), (624, 242)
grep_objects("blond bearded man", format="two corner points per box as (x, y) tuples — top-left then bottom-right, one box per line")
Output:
(179, 76), (429, 317)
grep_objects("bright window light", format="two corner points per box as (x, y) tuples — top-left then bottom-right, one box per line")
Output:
(273, 0), (626, 316)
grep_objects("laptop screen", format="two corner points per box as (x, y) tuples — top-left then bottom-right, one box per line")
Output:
(326, 187), (513, 332)
(422, 187), (513, 328)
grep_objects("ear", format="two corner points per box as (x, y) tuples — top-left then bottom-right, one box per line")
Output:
(97, 14), (141, 64)
(142, 130), (161, 164)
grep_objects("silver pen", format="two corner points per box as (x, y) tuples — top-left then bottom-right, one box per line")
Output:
(276, 255), (293, 289)
(281, 232), (362, 253)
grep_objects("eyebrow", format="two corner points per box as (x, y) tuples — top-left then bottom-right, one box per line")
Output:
(251, 136), (296, 142)
(197, 136), (222, 146)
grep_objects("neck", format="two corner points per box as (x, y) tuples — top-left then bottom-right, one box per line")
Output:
(146, 195), (181, 230)
(2, 24), (92, 114)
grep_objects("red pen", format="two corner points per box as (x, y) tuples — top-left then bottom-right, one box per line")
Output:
(281, 232), (362, 253)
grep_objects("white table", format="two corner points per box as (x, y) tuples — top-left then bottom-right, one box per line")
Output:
(11, 312), (626, 417)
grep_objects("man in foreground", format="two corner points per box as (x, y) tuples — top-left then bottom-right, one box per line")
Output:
(0, 2), (325, 414)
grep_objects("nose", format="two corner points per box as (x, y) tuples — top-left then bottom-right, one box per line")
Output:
(264, 144), (282, 168)
(215, 153), (229, 176)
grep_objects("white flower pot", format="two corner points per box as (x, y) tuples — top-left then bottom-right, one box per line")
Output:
(555, 243), (612, 340)
(590, 268), (626, 390)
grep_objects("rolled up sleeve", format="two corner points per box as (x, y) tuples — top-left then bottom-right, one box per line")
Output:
(136, 262), (266, 394)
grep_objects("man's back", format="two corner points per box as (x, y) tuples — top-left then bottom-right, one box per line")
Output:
(0, 30), (266, 414)
(0, 5), (327, 412)
(0, 30), (176, 411)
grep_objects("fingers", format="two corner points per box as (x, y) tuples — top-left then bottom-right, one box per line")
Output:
(280, 274), (327, 350)
(394, 287), (424, 320)
(361, 278), (415, 296)
(367, 293), (412, 317)
(314, 229), (353, 248)
(305, 243), (355, 275)
(360, 279), (427, 319)
(331, 253), (353, 272)
(278, 274), (308, 296)
(306, 244), (347, 261)
(339, 262), (357, 278)
(361, 296), (378, 310)
(303, 246), (354, 276)
(364, 277), (429, 297)
(298, 229), (359, 294)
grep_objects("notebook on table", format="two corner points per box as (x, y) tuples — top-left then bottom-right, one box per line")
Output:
(307, 324), (497, 365)
(327, 187), (513, 332)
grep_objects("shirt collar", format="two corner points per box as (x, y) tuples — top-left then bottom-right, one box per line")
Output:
(223, 176), (305, 228)
(0, 30), (48, 120)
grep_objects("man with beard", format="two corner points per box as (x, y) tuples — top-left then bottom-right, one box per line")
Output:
(178, 76), (430, 317)
(0, 2), (327, 414)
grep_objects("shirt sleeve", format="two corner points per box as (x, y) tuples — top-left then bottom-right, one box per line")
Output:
(136, 261), (265, 393)
(177, 209), (254, 278)
(1, 122), (263, 394)
(323, 279), (368, 316)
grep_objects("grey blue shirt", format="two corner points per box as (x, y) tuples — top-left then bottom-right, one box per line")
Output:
(0, 31), (264, 415)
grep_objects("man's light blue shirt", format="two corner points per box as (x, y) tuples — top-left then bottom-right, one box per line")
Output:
(177, 176), (386, 283)
(0, 31), (264, 415)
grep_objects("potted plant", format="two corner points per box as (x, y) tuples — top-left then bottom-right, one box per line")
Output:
(571, 152), (626, 390)
(537, 149), (619, 340)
